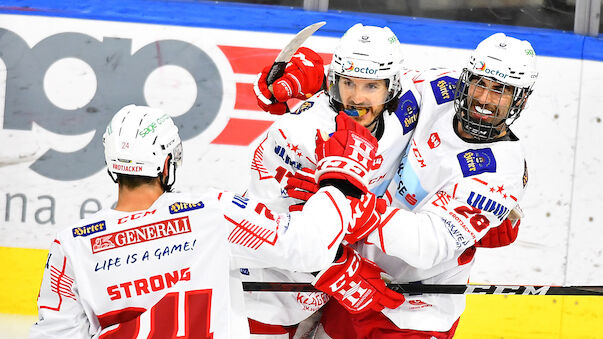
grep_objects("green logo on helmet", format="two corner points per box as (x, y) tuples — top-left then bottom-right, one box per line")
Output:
(139, 114), (170, 138)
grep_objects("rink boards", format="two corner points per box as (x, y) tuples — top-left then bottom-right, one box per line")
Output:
(1, 1), (603, 337)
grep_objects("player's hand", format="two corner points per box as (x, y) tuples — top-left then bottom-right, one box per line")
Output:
(253, 47), (324, 115)
(475, 218), (520, 248)
(286, 168), (317, 212)
(476, 205), (522, 248)
(312, 245), (405, 314)
(315, 112), (379, 195)
(344, 192), (387, 244)
(254, 65), (289, 115)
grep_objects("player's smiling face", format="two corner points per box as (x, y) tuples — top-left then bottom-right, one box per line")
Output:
(466, 76), (514, 126)
(338, 76), (387, 127)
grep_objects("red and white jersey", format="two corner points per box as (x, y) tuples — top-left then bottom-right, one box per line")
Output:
(30, 187), (352, 339)
(244, 88), (419, 325)
(361, 68), (529, 331)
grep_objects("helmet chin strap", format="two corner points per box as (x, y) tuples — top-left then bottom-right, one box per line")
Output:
(107, 169), (118, 184)
(159, 154), (177, 192)
(367, 112), (385, 140)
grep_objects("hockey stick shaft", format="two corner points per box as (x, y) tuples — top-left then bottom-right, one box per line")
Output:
(242, 282), (603, 296)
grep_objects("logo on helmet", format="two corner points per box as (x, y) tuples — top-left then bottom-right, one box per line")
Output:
(344, 60), (354, 71)
(341, 60), (378, 75)
(477, 62), (487, 71)
(483, 68), (508, 79)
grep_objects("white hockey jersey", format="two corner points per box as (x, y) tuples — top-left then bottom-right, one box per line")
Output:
(244, 89), (419, 325)
(30, 187), (353, 339)
(361, 68), (529, 331)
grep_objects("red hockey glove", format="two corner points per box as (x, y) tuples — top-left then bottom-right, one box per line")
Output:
(253, 47), (325, 115)
(344, 192), (387, 244)
(254, 65), (289, 115)
(475, 218), (520, 248)
(285, 167), (318, 212)
(312, 245), (405, 314)
(315, 112), (379, 194)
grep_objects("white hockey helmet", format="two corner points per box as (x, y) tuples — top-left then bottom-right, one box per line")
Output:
(327, 24), (404, 114)
(103, 104), (182, 188)
(454, 33), (538, 140)
(467, 32), (538, 88)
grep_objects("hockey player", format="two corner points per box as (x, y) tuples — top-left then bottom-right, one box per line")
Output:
(313, 33), (538, 338)
(246, 24), (416, 336)
(250, 24), (523, 336)
(30, 104), (402, 338)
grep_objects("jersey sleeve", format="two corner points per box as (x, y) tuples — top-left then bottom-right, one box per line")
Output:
(30, 239), (97, 339)
(246, 120), (313, 211)
(368, 173), (524, 269)
(220, 186), (351, 272)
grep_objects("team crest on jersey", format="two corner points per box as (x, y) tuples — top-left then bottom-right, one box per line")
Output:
(523, 160), (528, 187)
(72, 221), (106, 237)
(169, 201), (204, 214)
(457, 148), (497, 177)
(430, 76), (457, 105)
(394, 90), (419, 134)
(294, 101), (314, 114)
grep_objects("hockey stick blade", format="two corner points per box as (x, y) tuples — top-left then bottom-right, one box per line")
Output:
(242, 282), (603, 296)
(265, 21), (326, 86)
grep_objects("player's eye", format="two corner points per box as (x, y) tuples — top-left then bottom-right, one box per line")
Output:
(342, 79), (354, 88)
(366, 82), (380, 90)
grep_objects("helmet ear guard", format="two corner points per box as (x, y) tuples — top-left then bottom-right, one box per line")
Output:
(453, 33), (538, 140)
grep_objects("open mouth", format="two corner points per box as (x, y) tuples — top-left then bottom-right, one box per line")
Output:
(469, 105), (496, 123)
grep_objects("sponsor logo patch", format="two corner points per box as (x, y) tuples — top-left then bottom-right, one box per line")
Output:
(394, 150), (429, 209)
(169, 201), (204, 214)
(457, 148), (497, 177)
(73, 221), (106, 237)
(295, 101), (314, 114)
(430, 76), (457, 105)
(407, 299), (433, 310)
(394, 90), (419, 135)
(427, 133), (441, 149)
(90, 216), (191, 253)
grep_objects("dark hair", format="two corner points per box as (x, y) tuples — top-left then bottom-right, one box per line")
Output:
(116, 173), (159, 189)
